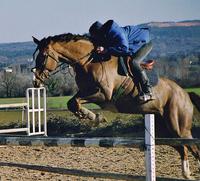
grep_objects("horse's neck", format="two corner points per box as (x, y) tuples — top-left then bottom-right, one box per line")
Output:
(53, 40), (94, 66)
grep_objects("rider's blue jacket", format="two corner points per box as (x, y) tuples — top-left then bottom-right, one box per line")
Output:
(90, 20), (150, 56)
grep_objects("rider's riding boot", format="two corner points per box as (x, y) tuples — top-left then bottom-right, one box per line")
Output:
(130, 60), (154, 102)
(138, 70), (154, 102)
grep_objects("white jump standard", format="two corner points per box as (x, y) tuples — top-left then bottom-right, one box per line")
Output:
(26, 87), (47, 136)
(0, 87), (47, 136)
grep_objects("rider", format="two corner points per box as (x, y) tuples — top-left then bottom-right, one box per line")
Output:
(89, 19), (154, 102)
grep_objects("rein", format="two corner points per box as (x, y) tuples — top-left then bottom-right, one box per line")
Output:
(50, 62), (71, 76)
(47, 49), (93, 78)
(46, 48), (93, 67)
(33, 46), (93, 78)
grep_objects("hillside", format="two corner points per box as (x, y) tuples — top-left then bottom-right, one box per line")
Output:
(146, 20), (200, 27)
(150, 25), (200, 57)
(0, 41), (35, 68)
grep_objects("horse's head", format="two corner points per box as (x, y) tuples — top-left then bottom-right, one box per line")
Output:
(32, 36), (60, 87)
(32, 34), (94, 87)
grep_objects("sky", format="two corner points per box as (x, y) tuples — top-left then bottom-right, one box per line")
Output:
(0, 0), (200, 43)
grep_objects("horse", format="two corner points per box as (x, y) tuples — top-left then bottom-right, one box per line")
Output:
(31, 33), (200, 179)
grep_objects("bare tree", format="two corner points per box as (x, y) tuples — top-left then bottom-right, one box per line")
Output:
(13, 74), (32, 97)
(0, 72), (17, 97)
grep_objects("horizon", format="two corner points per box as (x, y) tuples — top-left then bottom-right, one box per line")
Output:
(0, 0), (200, 43)
(0, 19), (199, 45)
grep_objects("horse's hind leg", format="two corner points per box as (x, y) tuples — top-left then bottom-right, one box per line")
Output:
(165, 100), (194, 179)
(175, 136), (200, 179)
(174, 145), (192, 179)
(188, 139), (200, 171)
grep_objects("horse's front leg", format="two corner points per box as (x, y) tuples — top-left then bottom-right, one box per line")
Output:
(67, 89), (107, 123)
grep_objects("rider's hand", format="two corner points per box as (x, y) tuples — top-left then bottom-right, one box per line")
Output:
(96, 46), (106, 54)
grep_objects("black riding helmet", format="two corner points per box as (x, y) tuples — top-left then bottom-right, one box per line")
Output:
(89, 21), (103, 37)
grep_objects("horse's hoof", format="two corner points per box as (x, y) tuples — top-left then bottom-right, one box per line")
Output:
(183, 173), (194, 180)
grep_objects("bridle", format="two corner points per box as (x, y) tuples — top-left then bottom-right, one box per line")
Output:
(32, 46), (93, 84)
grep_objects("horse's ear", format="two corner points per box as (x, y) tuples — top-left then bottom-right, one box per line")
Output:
(32, 36), (40, 45)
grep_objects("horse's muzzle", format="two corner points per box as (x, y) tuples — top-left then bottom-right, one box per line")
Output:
(31, 68), (48, 88)
(32, 74), (44, 88)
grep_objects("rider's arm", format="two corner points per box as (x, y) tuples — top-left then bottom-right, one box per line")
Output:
(96, 40), (130, 56)
(107, 43), (130, 56)
(101, 20), (130, 56)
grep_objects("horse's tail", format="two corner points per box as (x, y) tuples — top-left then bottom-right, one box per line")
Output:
(188, 92), (200, 112)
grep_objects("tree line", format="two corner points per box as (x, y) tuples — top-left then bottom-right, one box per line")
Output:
(0, 25), (200, 98)
(0, 71), (77, 98)
(0, 52), (199, 98)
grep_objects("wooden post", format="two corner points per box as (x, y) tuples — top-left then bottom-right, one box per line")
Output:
(145, 114), (156, 181)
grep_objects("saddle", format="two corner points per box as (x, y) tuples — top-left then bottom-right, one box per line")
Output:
(140, 59), (155, 70)
(113, 57), (158, 103)
(119, 56), (155, 77)
(118, 56), (159, 87)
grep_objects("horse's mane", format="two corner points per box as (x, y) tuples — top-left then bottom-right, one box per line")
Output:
(46, 33), (90, 43)
(38, 33), (91, 49)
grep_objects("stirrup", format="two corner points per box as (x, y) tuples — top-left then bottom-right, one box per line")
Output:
(138, 92), (155, 102)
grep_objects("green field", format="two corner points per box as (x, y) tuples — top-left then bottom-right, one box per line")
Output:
(185, 87), (200, 95)
(47, 96), (99, 109)
(0, 87), (199, 110)
(0, 96), (99, 110)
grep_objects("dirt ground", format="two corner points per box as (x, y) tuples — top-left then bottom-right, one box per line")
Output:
(0, 145), (199, 181)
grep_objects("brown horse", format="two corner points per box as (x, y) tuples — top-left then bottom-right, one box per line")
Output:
(32, 33), (200, 179)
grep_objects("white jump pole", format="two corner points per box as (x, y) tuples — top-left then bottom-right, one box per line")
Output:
(145, 114), (156, 181)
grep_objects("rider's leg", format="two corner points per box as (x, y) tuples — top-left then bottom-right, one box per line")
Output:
(130, 42), (154, 101)
(131, 61), (153, 96)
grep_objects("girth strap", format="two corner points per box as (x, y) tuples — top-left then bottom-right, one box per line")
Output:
(112, 77), (132, 103)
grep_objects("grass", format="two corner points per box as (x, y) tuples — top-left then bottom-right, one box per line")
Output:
(0, 111), (24, 125)
(185, 87), (200, 95)
(0, 109), (140, 123)
(47, 96), (99, 109)
(0, 97), (26, 104)
(1, 109), (199, 137)
(0, 109), (144, 137)
(47, 96), (70, 109)
(0, 87), (199, 110)
(0, 96), (99, 109)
